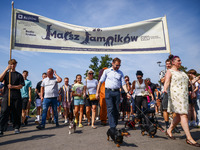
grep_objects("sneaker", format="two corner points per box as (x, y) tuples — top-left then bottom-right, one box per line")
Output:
(64, 119), (68, 124)
(35, 119), (40, 125)
(191, 121), (197, 127)
(26, 116), (31, 118)
(78, 124), (83, 128)
(96, 117), (99, 120)
(74, 119), (78, 124)
(24, 117), (28, 125)
(0, 131), (3, 136)
(59, 112), (62, 116)
(21, 123), (25, 127)
(189, 121), (192, 127)
(14, 129), (20, 134)
(36, 124), (45, 130)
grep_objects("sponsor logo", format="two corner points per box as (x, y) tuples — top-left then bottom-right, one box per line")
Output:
(16, 13), (39, 22)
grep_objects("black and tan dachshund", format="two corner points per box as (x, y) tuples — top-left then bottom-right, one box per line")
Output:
(107, 128), (130, 147)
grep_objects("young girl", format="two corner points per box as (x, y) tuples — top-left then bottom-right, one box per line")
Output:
(72, 74), (84, 127)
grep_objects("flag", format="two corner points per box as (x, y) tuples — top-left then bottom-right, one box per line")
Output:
(12, 9), (170, 54)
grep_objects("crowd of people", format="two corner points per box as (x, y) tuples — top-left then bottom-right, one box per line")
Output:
(0, 56), (200, 147)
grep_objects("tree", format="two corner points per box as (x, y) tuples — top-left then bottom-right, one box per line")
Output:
(84, 55), (112, 80)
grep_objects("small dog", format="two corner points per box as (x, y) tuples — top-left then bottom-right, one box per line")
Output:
(68, 112), (76, 134)
(107, 128), (130, 147)
(140, 113), (164, 138)
(68, 120), (76, 134)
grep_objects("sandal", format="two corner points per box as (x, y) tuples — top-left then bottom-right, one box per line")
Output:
(165, 130), (176, 140)
(92, 126), (97, 129)
(186, 139), (200, 147)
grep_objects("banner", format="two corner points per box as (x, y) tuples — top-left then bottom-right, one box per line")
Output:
(12, 9), (170, 54)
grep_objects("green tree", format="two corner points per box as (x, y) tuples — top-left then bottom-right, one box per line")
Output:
(84, 55), (112, 80)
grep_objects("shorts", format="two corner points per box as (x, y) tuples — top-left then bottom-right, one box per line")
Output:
(156, 99), (161, 106)
(36, 98), (42, 107)
(22, 97), (28, 110)
(74, 99), (84, 106)
(85, 98), (98, 107)
(62, 101), (71, 108)
(162, 93), (168, 110)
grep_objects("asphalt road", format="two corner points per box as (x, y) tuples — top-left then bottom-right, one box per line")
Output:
(0, 115), (199, 150)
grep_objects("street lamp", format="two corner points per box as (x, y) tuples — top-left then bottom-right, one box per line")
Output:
(157, 61), (166, 69)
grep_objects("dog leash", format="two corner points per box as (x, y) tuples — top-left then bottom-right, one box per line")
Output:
(134, 104), (154, 126)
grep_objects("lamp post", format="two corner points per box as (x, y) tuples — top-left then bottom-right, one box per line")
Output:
(157, 61), (166, 70)
(157, 61), (166, 88)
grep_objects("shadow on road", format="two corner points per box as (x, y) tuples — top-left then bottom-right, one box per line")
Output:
(0, 134), (55, 146)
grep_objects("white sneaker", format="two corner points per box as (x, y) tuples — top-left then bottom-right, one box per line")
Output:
(96, 117), (99, 120)
(59, 112), (62, 116)
(14, 129), (20, 134)
(64, 120), (68, 124)
(35, 119), (40, 125)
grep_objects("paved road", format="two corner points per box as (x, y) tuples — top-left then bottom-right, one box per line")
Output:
(0, 115), (199, 150)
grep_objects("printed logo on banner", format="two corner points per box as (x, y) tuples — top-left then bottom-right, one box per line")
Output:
(16, 13), (39, 22)
(42, 25), (139, 47)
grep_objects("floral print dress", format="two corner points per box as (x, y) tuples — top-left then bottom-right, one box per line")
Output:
(167, 69), (189, 114)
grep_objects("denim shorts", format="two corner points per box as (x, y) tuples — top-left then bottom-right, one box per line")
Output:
(74, 99), (84, 106)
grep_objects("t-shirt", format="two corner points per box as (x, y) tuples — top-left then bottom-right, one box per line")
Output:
(20, 79), (32, 98)
(41, 77), (59, 98)
(195, 82), (200, 98)
(35, 80), (42, 99)
(72, 83), (84, 100)
(84, 79), (98, 95)
(3, 71), (25, 99)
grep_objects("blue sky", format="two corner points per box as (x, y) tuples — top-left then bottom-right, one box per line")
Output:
(0, 0), (200, 88)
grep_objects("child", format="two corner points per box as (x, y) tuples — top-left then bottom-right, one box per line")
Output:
(72, 74), (85, 127)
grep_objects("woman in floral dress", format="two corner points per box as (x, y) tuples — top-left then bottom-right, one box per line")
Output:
(164, 55), (200, 147)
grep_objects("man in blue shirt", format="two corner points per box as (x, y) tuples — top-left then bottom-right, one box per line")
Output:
(96, 57), (131, 133)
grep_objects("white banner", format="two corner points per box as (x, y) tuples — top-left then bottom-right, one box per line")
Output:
(12, 9), (170, 54)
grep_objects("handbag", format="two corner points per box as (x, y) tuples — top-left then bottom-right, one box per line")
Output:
(86, 79), (96, 101)
(191, 92), (197, 100)
(89, 94), (96, 101)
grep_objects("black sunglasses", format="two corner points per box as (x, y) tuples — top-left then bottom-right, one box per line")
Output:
(89, 73), (94, 75)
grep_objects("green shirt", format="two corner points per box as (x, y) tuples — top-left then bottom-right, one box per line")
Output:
(72, 83), (84, 100)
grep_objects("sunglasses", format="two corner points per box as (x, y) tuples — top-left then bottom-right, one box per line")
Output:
(137, 77), (142, 79)
(89, 73), (94, 75)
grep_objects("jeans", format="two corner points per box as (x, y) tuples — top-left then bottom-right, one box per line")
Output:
(195, 96), (200, 124)
(105, 89), (120, 129)
(41, 97), (58, 126)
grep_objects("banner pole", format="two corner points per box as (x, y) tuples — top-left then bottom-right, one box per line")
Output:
(8, 1), (14, 106)
(164, 15), (171, 55)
